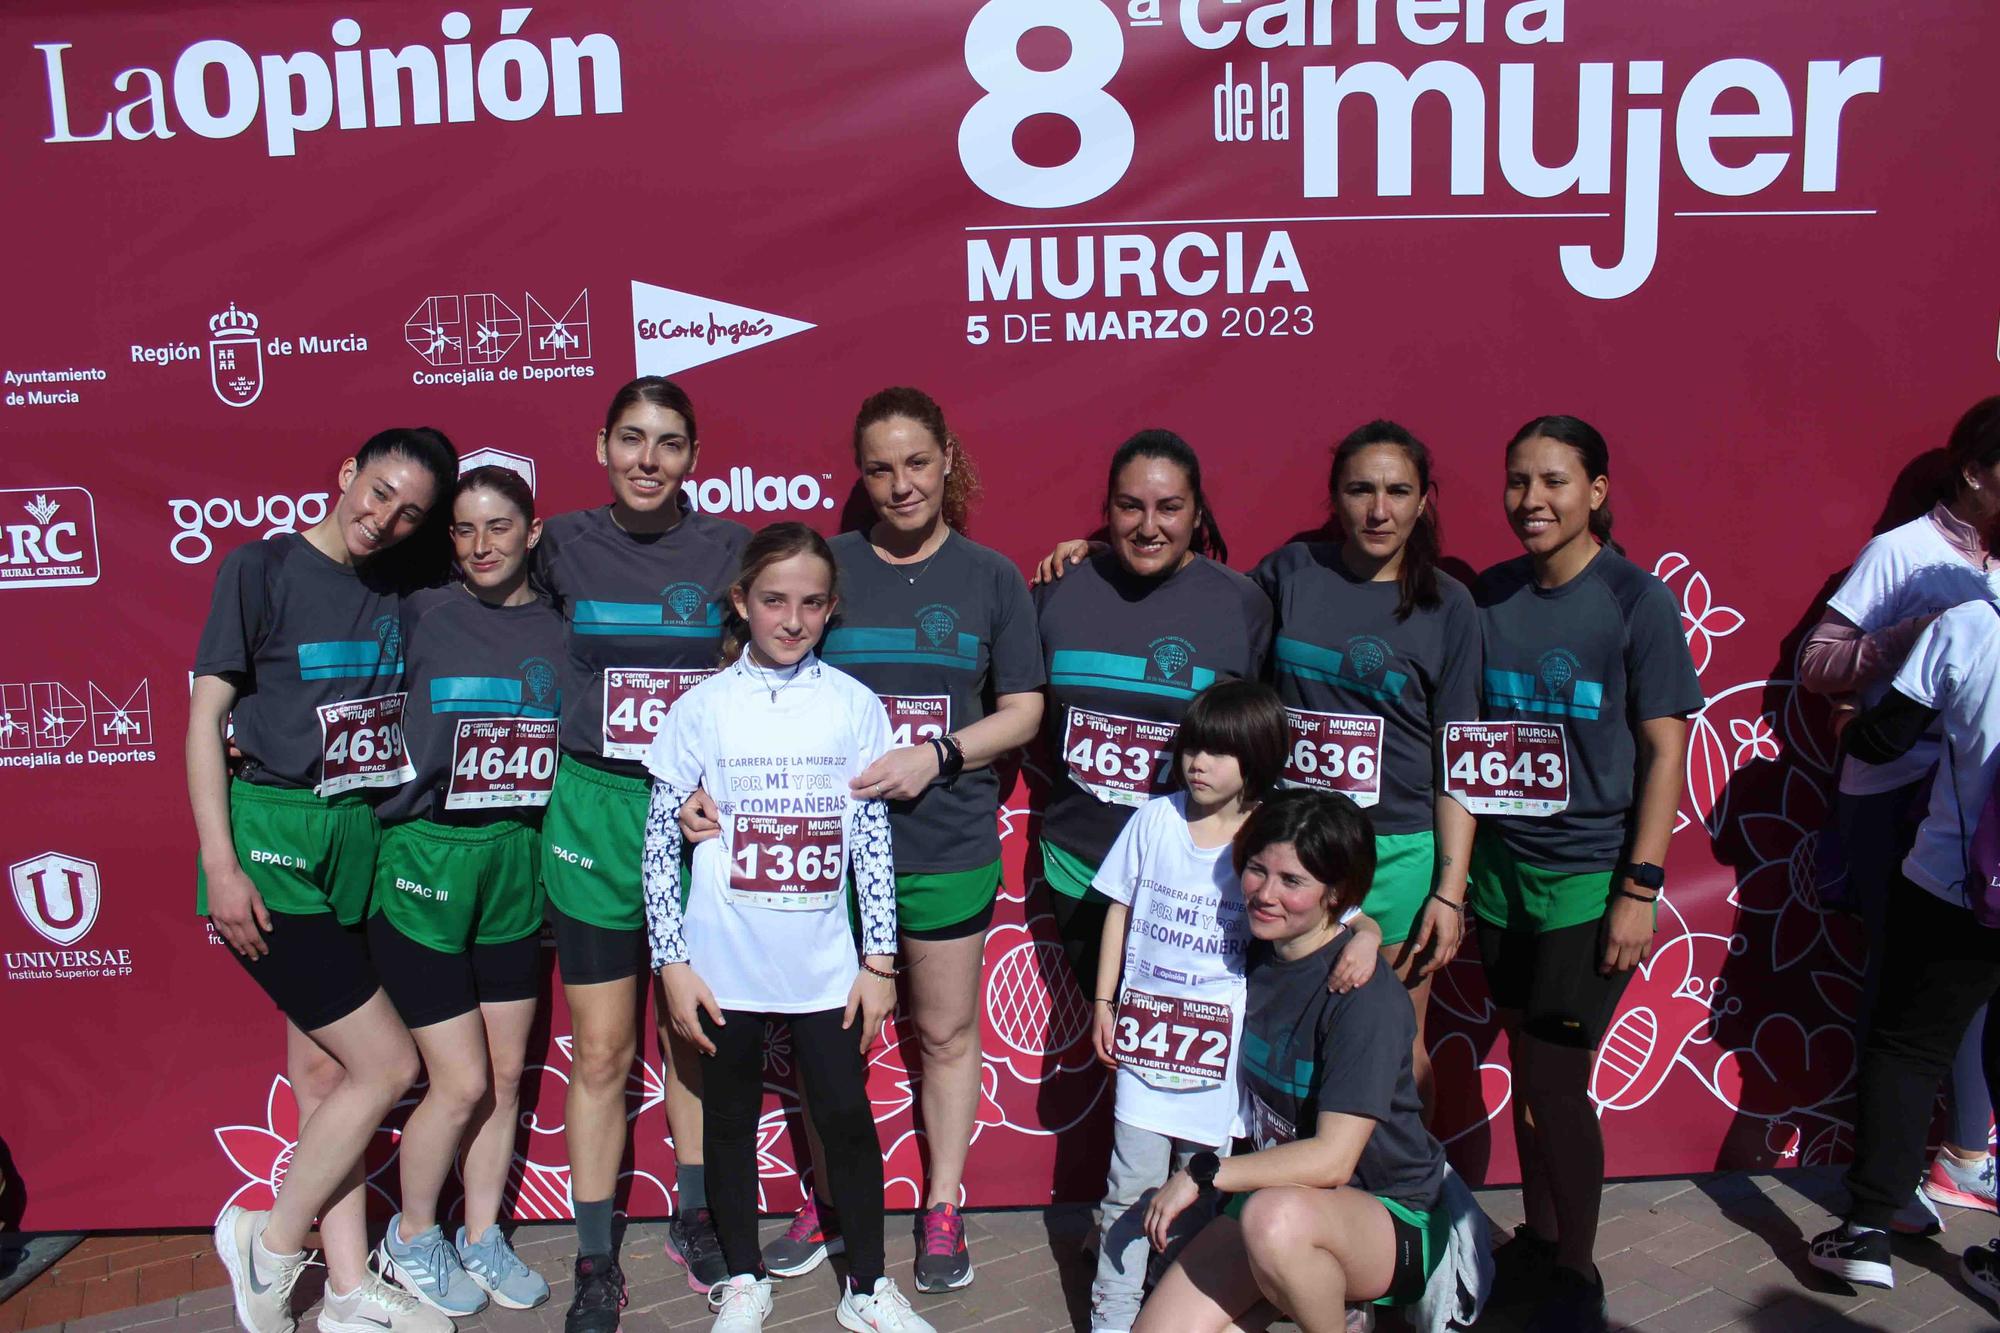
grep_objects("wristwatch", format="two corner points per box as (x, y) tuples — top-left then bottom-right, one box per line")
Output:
(1619, 862), (1666, 891)
(1187, 1151), (1220, 1192)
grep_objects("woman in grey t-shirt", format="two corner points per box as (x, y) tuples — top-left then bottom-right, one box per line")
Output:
(1134, 790), (1447, 1331)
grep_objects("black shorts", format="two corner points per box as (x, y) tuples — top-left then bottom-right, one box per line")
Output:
(549, 901), (649, 986)
(230, 910), (379, 1032)
(1382, 1205), (1430, 1306)
(1475, 916), (1634, 1050)
(901, 892), (997, 942)
(366, 912), (543, 1028)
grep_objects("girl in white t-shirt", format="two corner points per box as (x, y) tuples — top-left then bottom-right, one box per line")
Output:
(1087, 681), (1376, 1332)
(641, 523), (933, 1333)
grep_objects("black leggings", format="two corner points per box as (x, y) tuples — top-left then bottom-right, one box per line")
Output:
(702, 1007), (884, 1285)
(1846, 876), (2000, 1227)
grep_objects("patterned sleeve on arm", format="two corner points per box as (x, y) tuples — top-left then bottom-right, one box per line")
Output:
(852, 796), (899, 955)
(643, 778), (692, 968)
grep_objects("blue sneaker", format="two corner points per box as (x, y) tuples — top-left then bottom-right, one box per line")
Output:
(456, 1224), (551, 1311)
(376, 1212), (488, 1317)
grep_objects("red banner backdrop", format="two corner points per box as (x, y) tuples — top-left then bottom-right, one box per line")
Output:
(2, 0), (1996, 1230)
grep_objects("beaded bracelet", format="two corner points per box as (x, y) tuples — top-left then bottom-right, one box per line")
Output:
(859, 959), (898, 980)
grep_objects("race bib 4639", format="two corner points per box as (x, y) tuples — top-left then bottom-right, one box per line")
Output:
(316, 692), (413, 797)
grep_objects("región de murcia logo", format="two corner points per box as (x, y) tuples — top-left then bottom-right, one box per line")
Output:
(209, 302), (263, 407)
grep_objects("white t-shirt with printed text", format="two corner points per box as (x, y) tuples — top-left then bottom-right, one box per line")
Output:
(1893, 600), (2000, 908)
(645, 657), (895, 1013)
(1829, 514), (1999, 795)
(1093, 792), (1249, 1146)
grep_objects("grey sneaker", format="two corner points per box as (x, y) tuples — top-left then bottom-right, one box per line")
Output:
(375, 1213), (488, 1316)
(763, 1197), (845, 1278)
(456, 1224), (550, 1310)
(317, 1275), (453, 1333)
(213, 1205), (307, 1333)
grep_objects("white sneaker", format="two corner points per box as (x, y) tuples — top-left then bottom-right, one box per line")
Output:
(213, 1206), (307, 1333)
(836, 1277), (935, 1332)
(707, 1274), (774, 1332)
(317, 1275), (453, 1333)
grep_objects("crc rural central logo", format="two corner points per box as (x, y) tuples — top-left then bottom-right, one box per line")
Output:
(0, 487), (99, 589)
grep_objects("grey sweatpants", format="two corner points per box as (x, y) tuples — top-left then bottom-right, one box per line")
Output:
(1091, 1117), (1222, 1331)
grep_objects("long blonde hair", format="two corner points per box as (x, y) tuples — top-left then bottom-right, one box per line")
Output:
(718, 522), (840, 665)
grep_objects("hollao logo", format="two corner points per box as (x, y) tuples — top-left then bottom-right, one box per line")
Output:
(0, 676), (155, 773)
(630, 281), (814, 377)
(10, 852), (97, 945)
(405, 289), (593, 387)
(5, 851), (134, 982)
(684, 468), (837, 515)
(458, 447), (537, 494)
(209, 302), (263, 407)
(0, 486), (99, 588)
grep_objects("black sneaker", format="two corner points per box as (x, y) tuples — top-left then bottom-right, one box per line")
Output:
(1807, 1224), (1893, 1289)
(1962, 1239), (2000, 1312)
(664, 1206), (730, 1294)
(1487, 1225), (1558, 1309)
(564, 1253), (626, 1333)
(1523, 1265), (1607, 1333)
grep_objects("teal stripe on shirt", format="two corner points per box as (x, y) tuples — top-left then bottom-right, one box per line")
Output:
(1049, 649), (1214, 700)
(297, 640), (395, 679)
(1483, 668), (1604, 720)
(822, 625), (980, 670)
(574, 600), (723, 638)
(1273, 635), (1407, 701)
(428, 675), (559, 718)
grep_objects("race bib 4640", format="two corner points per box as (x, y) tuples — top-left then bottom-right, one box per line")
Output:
(446, 717), (558, 810)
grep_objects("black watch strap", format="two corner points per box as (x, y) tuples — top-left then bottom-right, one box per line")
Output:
(1620, 861), (1666, 890)
(1187, 1150), (1220, 1190)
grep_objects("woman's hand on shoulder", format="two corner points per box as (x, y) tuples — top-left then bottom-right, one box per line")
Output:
(1327, 913), (1382, 993)
(1030, 538), (1098, 587)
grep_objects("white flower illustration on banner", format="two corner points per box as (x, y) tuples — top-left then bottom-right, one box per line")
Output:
(1655, 552), (1746, 675)
(213, 1076), (402, 1221)
(1726, 767), (1865, 974)
(1590, 899), (1745, 1112)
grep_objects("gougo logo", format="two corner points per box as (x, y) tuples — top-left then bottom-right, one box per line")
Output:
(170, 492), (330, 565)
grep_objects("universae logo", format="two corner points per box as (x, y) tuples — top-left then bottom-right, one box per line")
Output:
(9, 851), (99, 947)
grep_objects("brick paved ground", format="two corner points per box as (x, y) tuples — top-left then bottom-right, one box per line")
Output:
(6, 1168), (1998, 1332)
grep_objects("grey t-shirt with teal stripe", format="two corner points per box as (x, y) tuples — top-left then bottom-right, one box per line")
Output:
(1251, 542), (1480, 835)
(375, 585), (568, 823)
(192, 533), (407, 790)
(541, 503), (750, 774)
(1035, 553), (1272, 870)
(822, 531), (1045, 874)
(1474, 548), (1703, 872)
